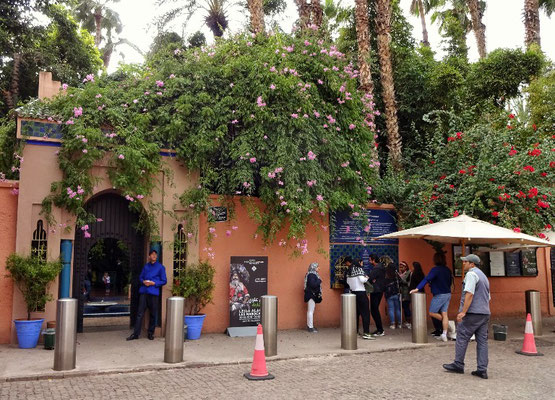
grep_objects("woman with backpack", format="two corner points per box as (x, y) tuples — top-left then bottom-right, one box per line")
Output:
(385, 264), (402, 330)
(304, 262), (322, 333)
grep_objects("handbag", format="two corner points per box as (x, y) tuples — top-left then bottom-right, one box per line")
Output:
(314, 290), (323, 303)
(364, 280), (374, 294)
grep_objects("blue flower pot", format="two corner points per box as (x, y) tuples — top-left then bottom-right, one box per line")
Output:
(184, 314), (206, 340)
(14, 319), (44, 349)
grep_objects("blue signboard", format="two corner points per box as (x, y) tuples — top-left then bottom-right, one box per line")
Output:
(329, 209), (398, 289)
(330, 209), (398, 244)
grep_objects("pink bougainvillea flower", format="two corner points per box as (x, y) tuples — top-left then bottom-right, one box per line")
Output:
(291, 113), (298, 118)
(256, 96), (266, 107)
(156, 80), (164, 87)
(226, 230), (231, 237)
(118, 154), (125, 160)
(269, 84), (276, 90)
(349, 124), (356, 130)
(316, 195), (324, 201)
(209, 227), (216, 234)
(82, 149), (88, 153)
(307, 151), (316, 160)
(137, 195), (144, 199)
(84, 231), (91, 238)
(62, 83), (68, 90)
(249, 157), (256, 163)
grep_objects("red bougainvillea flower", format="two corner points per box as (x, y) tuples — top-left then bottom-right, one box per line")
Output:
(532, 124), (537, 131)
(459, 169), (466, 174)
(439, 175), (446, 180)
(538, 233), (546, 239)
(513, 227), (521, 233)
(523, 165), (535, 172)
(491, 211), (499, 217)
(537, 199), (550, 208)
(489, 178), (495, 181)
(508, 113), (515, 119)
(507, 125), (512, 129)
(456, 132), (463, 139)
(528, 187), (538, 198)
(517, 191), (526, 198)
(428, 219), (434, 224)
(528, 149), (541, 156)
(449, 184), (455, 189)
(509, 146), (517, 156)
(545, 224), (552, 230)
(541, 172), (547, 177)
(430, 160), (435, 165)
(550, 161), (555, 168)
(447, 137), (456, 142)
(453, 210), (459, 217)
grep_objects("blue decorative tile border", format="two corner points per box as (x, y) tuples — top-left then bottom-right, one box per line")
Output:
(20, 120), (63, 139)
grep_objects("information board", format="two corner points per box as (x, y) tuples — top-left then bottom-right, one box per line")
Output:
(521, 249), (538, 276)
(489, 251), (505, 276)
(330, 209), (398, 245)
(505, 252), (522, 276)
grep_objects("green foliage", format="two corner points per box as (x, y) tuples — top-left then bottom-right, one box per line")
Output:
(188, 31), (206, 48)
(148, 31), (184, 59)
(527, 68), (555, 134)
(0, 118), (20, 181)
(467, 48), (545, 106)
(24, 32), (378, 245)
(5, 253), (63, 320)
(376, 110), (555, 237)
(172, 261), (215, 315)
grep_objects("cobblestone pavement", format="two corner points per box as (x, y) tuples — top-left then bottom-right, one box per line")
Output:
(2, 337), (554, 400)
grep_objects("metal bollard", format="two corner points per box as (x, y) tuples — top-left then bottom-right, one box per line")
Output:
(411, 292), (428, 344)
(53, 298), (77, 371)
(164, 297), (185, 363)
(341, 293), (357, 350)
(525, 290), (542, 336)
(261, 295), (278, 357)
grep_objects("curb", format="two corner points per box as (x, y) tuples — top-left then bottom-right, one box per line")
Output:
(1, 342), (435, 383)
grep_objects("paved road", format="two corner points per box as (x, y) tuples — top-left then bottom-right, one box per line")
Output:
(2, 337), (554, 399)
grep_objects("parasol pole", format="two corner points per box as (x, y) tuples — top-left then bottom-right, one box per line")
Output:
(461, 239), (466, 280)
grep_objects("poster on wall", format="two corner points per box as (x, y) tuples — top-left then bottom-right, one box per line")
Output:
(505, 252), (522, 276)
(330, 209), (398, 288)
(489, 251), (505, 276)
(521, 249), (538, 276)
(229, 256), (267, 328)
(452, 245), (471, 277)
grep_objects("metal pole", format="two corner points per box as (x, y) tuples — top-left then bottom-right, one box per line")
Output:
(341, 293), (357, 350)
(411, 292), (428, 344)
(164, 296), (185, 363)
(59, 240), (72, 298)
(261, 295), (277, 357)
(525, 290), (542, 336)
(53, 298), (77, 371)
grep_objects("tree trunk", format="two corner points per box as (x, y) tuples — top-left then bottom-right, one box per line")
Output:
(417, 0), (429, 47)
(355, 0), (378, 160)
(376, 0), (402, 171)
(94, 7), (103, 48)
(295, 0), (311, 30)
(467, 0), (486, 58)
(247, 0), (265, 34)
(311, 0), (323, 29)
(2, 53), (21, 109)
(524, 0), (541, 48)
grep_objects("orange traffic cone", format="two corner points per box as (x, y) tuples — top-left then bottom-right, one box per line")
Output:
(244, 324), (275, 380)
(516, 313), (543, 356)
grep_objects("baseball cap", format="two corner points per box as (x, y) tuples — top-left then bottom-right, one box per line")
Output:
(460, 254), (481, 265)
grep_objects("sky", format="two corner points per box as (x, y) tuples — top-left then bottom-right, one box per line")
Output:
(108, 0), (555, 71)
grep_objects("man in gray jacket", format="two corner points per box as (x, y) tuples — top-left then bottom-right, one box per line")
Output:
(443, 254), (491, 379)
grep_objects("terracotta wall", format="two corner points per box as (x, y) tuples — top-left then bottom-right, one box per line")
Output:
(0, 182), (18, 343)
(198, 196), (340, 332)
(399, 238), (553, 318)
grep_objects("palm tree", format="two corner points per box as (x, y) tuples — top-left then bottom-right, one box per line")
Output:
(467, 0), (486, 58)
(354, 0), (373, 95)
(311, 0), (324, 29)
(523, 0), (554, 48)
(295, 0), (311, 29)
(375, 0), (402, 171)
(74, 0), (122, 48)
(204, 0), (228, 37)
(247, 0), (265, 34)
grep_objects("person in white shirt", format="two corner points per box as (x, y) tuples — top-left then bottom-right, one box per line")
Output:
(345, 257), (375, 340)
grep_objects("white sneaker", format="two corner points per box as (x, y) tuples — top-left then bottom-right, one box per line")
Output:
(441, 333), (448, 342)
(389, 325), (396, 330)
(404, 323), (412, 329)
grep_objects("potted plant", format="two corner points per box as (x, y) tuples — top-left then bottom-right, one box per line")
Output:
(172, 261), (215, 340)
(5, 253), (62, 348)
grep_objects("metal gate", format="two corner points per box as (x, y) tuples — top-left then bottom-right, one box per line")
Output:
(73, 193), (145, 332)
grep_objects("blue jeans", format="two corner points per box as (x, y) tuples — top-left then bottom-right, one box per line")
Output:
(386, 295), (401, 325)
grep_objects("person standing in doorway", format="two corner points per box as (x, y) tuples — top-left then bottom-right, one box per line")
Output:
(397, 261), (412, 329)
(443, 254), (491, 379)
(367, 254), (386, 336)
(127, 249), (167, 341)
(304, 262), (322, 333)
(410, 252), (453, 342)
(385, 264), (402, 329)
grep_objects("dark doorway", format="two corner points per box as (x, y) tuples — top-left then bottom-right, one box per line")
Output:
(73, 193), (145, 332)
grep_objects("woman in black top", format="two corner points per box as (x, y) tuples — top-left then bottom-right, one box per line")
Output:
(304, 262), (322, 333)
(367, 254), (386, 336)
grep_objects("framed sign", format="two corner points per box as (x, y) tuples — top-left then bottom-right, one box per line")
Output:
(229, 256), (267, 327)
(209, 206), (227, 222)
(505, 251), (522, 276)
(521, 249), (538, 276)
(489, 251), (505, 276)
